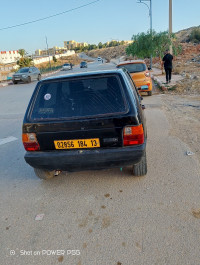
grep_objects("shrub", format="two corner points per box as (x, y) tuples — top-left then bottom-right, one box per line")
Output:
(189, 28), (200, 43)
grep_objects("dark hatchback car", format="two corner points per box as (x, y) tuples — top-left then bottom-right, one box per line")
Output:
(22, 69), (147, 179)
(80, 61), (88, 68)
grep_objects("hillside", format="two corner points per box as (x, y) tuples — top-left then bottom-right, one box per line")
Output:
(175, 25), (200, 43)
(86, 45), (128, 62)
(86, 26), (200, 61)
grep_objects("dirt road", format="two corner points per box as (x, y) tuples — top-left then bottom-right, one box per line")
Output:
(162, 94), (200, 162)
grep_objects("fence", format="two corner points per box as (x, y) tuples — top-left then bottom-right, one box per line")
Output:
(40, 65), (62, 74)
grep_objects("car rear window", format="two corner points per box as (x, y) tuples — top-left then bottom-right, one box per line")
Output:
(30, 75), (127, 120)
(117, 63), (146, 73)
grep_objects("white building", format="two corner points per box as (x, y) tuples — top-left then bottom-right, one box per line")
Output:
(0, 50), (21, 64)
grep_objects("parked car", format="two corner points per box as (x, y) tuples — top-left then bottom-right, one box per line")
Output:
(97, 57), (102, 61)
(80, 61), (87, 68)
(22, 69), (147, 179)
(62, 63), (72, 70)
(12, 67), (41, 84)
(117, 60), (153, 96)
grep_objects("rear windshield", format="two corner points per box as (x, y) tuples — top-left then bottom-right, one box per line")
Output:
(30, 75), (127, 120)
(117, 63), (146, 73)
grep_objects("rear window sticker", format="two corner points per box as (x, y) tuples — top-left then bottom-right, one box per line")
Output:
(44, 93), (51, 100)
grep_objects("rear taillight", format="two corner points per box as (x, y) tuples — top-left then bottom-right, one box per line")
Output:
(22, 133), (40, 151)
(123, 124), (144, 146)
(145, 72), (150, 77)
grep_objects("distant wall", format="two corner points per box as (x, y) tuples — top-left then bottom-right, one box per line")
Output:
(0, 50), (76, 81)
(33, 50), (75, 65)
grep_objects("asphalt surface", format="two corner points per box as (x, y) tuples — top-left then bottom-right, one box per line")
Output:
(0, 60), (200, 265)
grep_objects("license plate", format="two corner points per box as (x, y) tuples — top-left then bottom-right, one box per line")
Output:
(141, 85), (149, 90)
(54, 138), (100, 149)
(15, 78), (20, 80)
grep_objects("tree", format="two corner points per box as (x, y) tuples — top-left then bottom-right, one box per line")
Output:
(126, 31), (153, 59)
(98, 42), (103, 49)
(53, 56), (57, 63)
(88, 44), (97, 51)
(17, 57), (33, 68)
(189, 28), (200, 43)
(126, 30), (181, 71)
(18, 49), (26, 58)
(17, 49), (33, 68)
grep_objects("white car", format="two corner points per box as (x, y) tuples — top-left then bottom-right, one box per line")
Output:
(97, 57), (102, 61)
(62, 63), (72, 70)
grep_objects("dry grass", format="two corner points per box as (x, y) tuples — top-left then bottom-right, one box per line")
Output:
(86, 45), (128, 62)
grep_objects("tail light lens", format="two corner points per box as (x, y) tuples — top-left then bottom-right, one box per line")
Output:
(22, 133), (40, 151)
(123, 124), (144, 146)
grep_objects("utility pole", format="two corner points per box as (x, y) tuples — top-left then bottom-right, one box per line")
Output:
(45, 36), (52, 70)
(169, 0), (173, 54)
(137, 0), (153, 69)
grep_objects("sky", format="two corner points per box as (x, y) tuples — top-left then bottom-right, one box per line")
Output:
(0, 0), (199, 54)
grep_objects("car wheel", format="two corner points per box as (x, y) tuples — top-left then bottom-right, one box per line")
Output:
(27, 76), (31, 83)
(13, 81), (18, 84)
(148, 91), (152, 96)
(34, 168), (55, 180)
(132, 151), (147, 176)
(38, 74), (41, 81)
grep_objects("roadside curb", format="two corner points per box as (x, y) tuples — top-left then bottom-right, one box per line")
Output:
(0, 81), (13, 88)
(0, 70), (61, 88)
(151, 75), (167, 91)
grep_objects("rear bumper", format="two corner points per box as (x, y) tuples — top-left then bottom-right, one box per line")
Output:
(24, 143), (146, 172)
(135, 80), (153, 92)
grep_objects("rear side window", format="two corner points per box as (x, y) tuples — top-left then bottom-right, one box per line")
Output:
(30, 75), (127, 120)
(117, 63), (146, 73)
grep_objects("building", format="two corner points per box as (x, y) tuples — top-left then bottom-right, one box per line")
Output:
(35, 46), (68, 57)
(79, 42), (88, 47)
(0, 50), (21, 64)
(64, 40), (88, 50)
(123, 40), (134, 44)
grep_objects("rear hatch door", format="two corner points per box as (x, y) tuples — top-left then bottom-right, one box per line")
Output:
(25, 74), (138, 151)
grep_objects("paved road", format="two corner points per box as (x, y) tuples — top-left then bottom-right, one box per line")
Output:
(0, 61), (200, 265)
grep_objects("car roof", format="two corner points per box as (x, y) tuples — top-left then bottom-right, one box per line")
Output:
(41, 69), (125, 82)
(117, 60), (146, 66)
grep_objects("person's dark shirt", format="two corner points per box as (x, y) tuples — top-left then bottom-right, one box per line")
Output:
(162, 53), (173, 68)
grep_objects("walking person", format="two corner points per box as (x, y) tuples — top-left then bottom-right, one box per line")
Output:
(162, 49), (173, 84)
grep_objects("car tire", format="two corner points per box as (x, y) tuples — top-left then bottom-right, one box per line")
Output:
(34, 168), (55, 180)
(148, 91), (152, 96)
(13, 81), (18, 84)
(132, 151), (147, 176)
(27, 76), (31, 83)
(38, 74), (41, 81)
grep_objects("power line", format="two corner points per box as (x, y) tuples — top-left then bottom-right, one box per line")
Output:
(0, 0), (101, 31)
